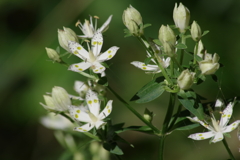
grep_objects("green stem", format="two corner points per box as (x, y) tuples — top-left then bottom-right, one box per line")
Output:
(137, 36), (173, 85)
(60, 112), (74, 123)
(222, 138), (235, 160)
(193, 41), (199, 65)
(162, 93), (176, 134)
(179, 34), (186, 65)
(168, 104), (182, 131)
(159, 136), (165, 160)
(107, 85), (160, 134)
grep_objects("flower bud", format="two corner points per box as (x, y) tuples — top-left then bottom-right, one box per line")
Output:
(159, 25), (176, 46)
(45, 47), (61, 63)
(191, 21), (202, 41)
(58, 27), (79, 52)
(40, 86), (71, 112)
(173, 3), (190, 33)
(199, 53), (220, 75)
(122, 5), (143, 36)
(144, 108), (153, 123)
(194, 40), (204, 58)
(162, 42), (175, 57)
(177, 69), (195, 90)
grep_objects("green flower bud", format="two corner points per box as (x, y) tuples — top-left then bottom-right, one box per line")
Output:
(122, 5), (143, 36)
(191, 21), (202, 41)
(177, 69), (195, 90)
(199, 53), (220, 75)
(45, 47), (61, 63)
(163, 42), (175, 57)
(173, 3), (190, 33)
(159, 25), (176, 46)
(144, 108), (153, 123)
(58, 27), (79, 52)
(40, 86), (71, 112)
(194, 40), (204, 58)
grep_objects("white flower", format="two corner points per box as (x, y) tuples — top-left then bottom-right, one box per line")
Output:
(40, 86), (71, 112)
(68, 32), (119, 74)
(131, 51), (170, 73)
(188, 100), (240, 143)
(69, 90), (113, 132)
(199, 53), (220, 75)
(40, 113), (74, 130)
(77, 15), (112, 38)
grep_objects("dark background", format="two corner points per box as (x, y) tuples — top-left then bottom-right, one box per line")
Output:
(1, 0), (240, 159)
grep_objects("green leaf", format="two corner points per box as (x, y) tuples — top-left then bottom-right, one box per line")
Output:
(169, 118), (200, 132)
(211, 74), (218, 82)
(194, 54), (203, 62)
(143, 23), (152, 28)
(176, 43), (187, 49)
(177, 90), (205, 120)
(153, 39), (162, 46)
(202, 30), (209, 37)
(103, 143), (124, 155)
(144, 57), (152, 65)
(116, 126), (153, 134)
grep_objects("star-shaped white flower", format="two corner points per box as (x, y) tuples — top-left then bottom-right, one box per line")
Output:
(69, 90), (113, 132)
(77, 15), (112, 38)
(188, 100), (240, 143)
(131, 51), (170, 73)
(68, 32), (119, 74)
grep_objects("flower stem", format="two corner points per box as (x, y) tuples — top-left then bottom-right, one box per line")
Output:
(159, 136), (165, 160)
(107, 85), (160, 134)
(222, 138), (236, 160)
(179, 34), (186, 65)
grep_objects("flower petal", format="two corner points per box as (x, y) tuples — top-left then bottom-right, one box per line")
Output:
(92, 62), (106, 73)
(97, 15), (112, 33)
(224, 120), (240, 133)
(69, 105), (91, 123)
(187, 117), (213, 131)
(95, 120), (106, 129)
(97, 46), (119, 62)
(86, 90), (100, 117)
(188, 131), (215, 140)
(211, 132), (224, 143)
(131, 61), (160, 72)
(74, 123), (94, 132)
(91, 32), (103, 57)
(219, 102), (233, 127)
(74, 81), (89, 94)
(68, 41), (89, 60)
(68, 62), (92, 72)
(99, 100), (113, 119)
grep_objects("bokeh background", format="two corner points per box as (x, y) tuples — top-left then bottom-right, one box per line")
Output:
(1, 0), (240, 159)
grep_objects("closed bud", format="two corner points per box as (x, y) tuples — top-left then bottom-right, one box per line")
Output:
(159, 25), (176, 46)
(122, 5), (143, 36)
(177, 69), (195, 90)
(58, 27), (79, 52)
(194, 40), (204, 58)
(144, 108), (153, 123)
(45, 47), (61, 63)
(40, 86), (71, 112)
(163, 42), (175, 57)
(199, 53), (220, 75)
(191, 21), (202, 41)
(173, 3), (190, 33)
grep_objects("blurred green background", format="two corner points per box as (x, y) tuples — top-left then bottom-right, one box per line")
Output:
(1, 0), (240, 159)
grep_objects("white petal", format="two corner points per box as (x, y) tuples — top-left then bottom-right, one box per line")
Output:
(98, 15), (112, 33)
(219, 102), (233, 127)
(215, 99), (223, 107)
(163, 57), (171, 68)
(188, 131), (215, 140)
(69, 105), (91, 123)
(95, 120), (106, 129)
(74, 123), (94, 132)
(91, 32), (103, 57)
(131, 61), (160, 72)
(86, 90), (100, 116)
(224, 120), (240, 133)
(68, 41), (89, 60)
(97, 46), (119, 62)
(74, 81), (89, 94)
(211, 132), (224, 143)
(91, 62), (106, 73)
(99, 100), (113, 119)
(68, 62), (92, 72)
(187, 117), (213, 131)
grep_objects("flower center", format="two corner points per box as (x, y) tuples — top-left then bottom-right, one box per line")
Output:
(88, 112), (98, 122)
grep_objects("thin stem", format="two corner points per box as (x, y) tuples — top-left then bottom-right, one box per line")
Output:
(60, 112), (74, 123)
(107, 85), (160, 134)
(162, 93), (176, 134)
(168, 104), (182, 131)
(159, 136), (165, 160)
(193, 41), (199, 65)
(179, 34), (186, 65)
(222, 138), (236, 160)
